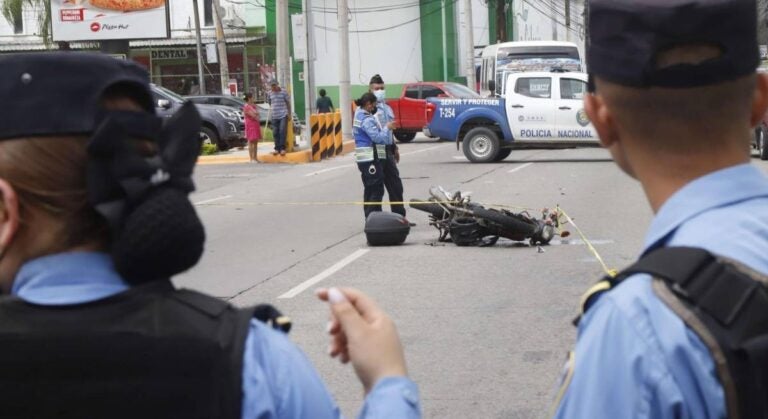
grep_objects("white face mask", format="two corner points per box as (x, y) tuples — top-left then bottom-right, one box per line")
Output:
(373, 90), (386, 102)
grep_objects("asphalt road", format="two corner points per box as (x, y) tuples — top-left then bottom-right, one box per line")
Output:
(176, 137), (768, 418)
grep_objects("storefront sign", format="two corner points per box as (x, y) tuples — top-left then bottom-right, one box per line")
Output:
(51, 0), (170, 42)
(151, 49), (189, 60)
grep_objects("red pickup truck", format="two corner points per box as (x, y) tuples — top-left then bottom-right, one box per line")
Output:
(386, 82), (480, 143)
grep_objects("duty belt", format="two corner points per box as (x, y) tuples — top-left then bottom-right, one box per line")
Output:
(354, 145), (387, 162)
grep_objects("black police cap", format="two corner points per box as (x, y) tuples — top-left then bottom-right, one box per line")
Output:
(0, 52), (153, 141)
(588, 0), (760, 89)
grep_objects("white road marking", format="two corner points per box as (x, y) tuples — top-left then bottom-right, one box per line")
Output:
(304, 164), (353, 177)
(508, 162), (534, 174)
(452, 156), (467, 160)
(278, 248), (370, 299)
(400, 145), (443, 156)
(548, 239), (615, 246)
(194, 195), (233, 205)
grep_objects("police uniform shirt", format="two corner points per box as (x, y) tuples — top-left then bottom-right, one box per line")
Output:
(12, 252), (421, 419)
(554, 164), (768, 418)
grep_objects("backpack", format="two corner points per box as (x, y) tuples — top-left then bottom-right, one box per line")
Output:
(580, 247), (768, 419)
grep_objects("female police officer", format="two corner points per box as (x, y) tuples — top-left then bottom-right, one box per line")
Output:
(0, 52), (419, 418)
(353, 92), (395, 219)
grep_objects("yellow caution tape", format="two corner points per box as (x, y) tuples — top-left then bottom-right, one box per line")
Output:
(557, 206), (618, 278)
(198, 198), (617, 276)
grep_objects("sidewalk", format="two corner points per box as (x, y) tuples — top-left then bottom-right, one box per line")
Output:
(197, 138), (355, 165)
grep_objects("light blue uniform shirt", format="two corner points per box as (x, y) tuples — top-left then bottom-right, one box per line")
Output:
(555, 164), (768, 418)
(11, 253), (421, 419)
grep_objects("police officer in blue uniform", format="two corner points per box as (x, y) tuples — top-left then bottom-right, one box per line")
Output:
(369, 74), (409, 220)
(552, 0), (768, 417)
(0, 53), (420, 418)
(354, 92), (395, 219)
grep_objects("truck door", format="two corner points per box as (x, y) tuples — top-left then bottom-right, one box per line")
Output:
(399, 85), (422, 128)
(555, 77), (598, 142)
(420, 85), (447, 128)
(506, 76), (557, 141)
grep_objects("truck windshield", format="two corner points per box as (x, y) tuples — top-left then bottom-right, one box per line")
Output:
(444, 84), (481, 98)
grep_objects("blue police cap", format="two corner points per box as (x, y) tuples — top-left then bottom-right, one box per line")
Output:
(588, 0), (760, 89)
(0, 52), (153, 141)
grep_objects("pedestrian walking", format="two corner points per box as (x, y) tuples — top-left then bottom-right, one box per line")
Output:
(316, 88), (335, 113)
(243, 92), (261, 162)
(267, 80), (291, 156)
(354, 92), (394, 219)
(368, 74), (411, 222)
(0, 52), (420, 419)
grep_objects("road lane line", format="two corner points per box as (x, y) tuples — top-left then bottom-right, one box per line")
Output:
(194, 195), (233, 205)
(278, 248), (370, 299)
(304, 164), (353, 177)
(507, 162), (533, 174)
(400, 145), (443, 156)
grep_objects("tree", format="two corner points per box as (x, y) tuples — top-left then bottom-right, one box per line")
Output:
(1, 0), (56, 46)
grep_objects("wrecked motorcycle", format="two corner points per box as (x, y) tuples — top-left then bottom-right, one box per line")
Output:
(409, 187), (567, 247)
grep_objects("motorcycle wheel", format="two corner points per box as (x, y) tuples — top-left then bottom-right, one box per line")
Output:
(472, 207), (537, 238)
(409, 199), (449, 219)
(530, 223), (556, 245)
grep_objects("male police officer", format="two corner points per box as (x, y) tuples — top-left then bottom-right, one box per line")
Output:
(354, 92), (395, 219)
(369, 74), (410, 221)
(553, 0), (768, 417)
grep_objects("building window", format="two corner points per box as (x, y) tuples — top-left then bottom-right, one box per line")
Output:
(203, 0), (213, 27)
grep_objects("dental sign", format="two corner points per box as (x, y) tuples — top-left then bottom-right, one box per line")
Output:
(52, 0), (170, 42)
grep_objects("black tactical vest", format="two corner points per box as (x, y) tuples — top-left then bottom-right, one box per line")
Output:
(0, 280), (255, 419)
(580, 247), (768, 419)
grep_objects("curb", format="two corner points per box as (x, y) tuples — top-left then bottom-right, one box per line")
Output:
(197, 139), (356, 165)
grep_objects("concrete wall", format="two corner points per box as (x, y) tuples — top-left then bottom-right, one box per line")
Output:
(512, 0), (586, 58)
(310, 0), (424, 87)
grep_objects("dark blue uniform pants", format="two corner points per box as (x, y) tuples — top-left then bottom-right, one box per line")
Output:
(383, 145), (406, 217)
(358, 160), (384, 219)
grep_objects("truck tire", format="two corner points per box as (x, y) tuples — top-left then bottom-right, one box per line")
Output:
(493, 148), (512, 162)
(202, 126), (229, 151)
(394, 131), (416, 143)
(472, 207), (536, 237)
(462, 127), (501, 163)
(200, 126), (218, 147)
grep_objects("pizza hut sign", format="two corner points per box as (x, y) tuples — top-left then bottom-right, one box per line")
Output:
(51, 0), (170, 42)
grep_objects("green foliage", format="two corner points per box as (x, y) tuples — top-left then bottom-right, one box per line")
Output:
(200, 143), (219, 156)
(1, 0), (52, 46)
(262, 126), (274, 142)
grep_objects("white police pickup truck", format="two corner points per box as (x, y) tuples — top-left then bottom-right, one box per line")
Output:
(424, 72), (599, 162)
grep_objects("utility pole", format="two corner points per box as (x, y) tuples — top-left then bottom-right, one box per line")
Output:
(276, 0), (290, 89)
(213, 0), (230, 95)
(192, 0), (206, 93)
(462, 0), (475, 90)
(302, 0), (316, 148)
(441, 0), (448, 81)
(338, 0), (352, 138)
(551, 0), (558, 40)
(565, 0), (571, 42)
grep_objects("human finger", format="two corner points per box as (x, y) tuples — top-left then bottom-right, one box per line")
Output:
(334, 287), (387, 324)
